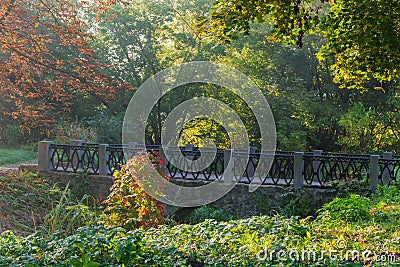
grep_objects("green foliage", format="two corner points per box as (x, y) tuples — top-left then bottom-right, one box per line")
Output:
(40, 183), (100, 238)
(183, 205), (234, 224)
(202, 0), (400, 90)
(328, 179), (371, 199)
(102, 151), (165, 230)
(318, 194), (371, 222)
(0, 124), (24, 147)
(1, 189), (400, 266)
(369, 186), (400, 226)
(338, 103), (373, 152)
(371, 185), (400, 204)
(318, 0), (400, 89)
(0, 226), (144, 266)
(53, 121), (97, 144)
(0, 149), (37, 167)
(278, 190), (313, 218)
(198, 0), (317, 46)
(53, 111), (123, 144)
(81, 111), (123, 144)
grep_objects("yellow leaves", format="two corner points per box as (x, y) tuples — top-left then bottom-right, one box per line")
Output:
(267, 35), (276, 42)
(137, 205), (147, 217)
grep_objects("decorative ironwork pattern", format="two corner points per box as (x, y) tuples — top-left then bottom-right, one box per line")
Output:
(378, 158), (400, 185)
(46, 143), (400, 189)
(303, 155), (370, 187)
(166, 149), (225, 181)
(50, 144), (99, 174)
(106, 145), (125, 175)
(106, 145), (162, 175)
(232, 153), (294, 186)
(265, 154), (294, 185)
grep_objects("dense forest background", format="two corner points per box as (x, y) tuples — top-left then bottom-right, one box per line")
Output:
(0, 0), (399, 153)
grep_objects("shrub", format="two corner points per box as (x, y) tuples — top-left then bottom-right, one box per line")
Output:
(371, 185), (400, 204)
(0, 226), (144, 266)
(102, 151), (166, 229)
(53, 120), (97, 144)
(328, 179), (372, 198)
(1, 124), (24, 147)
(81, 111), (122, 144)
(1, 197), (400, 266)
(317, 194), (371, 222)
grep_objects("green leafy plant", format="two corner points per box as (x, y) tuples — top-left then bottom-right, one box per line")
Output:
(371, 185), (400, 204)
(0, 226), (145, 266)
(1, 192), (400, 266)
(69, 254), (100, 267)
(328, 179), (371, 199)
(318, 194), (371, 222)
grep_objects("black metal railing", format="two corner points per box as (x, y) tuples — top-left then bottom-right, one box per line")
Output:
(378, 158), (400, 185)
(50, 144), (100, 174)
(42, 142), (400, 188)
(302, 155), (370, 187)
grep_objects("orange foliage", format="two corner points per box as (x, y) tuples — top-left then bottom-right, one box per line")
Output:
(102, 151), (168, 229)
(0, 0), (130, 135)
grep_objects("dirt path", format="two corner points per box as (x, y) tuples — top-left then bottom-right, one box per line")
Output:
(0, 159), (38, 171)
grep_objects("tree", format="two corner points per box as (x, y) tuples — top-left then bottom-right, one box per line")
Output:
(89, 0), (224, 145)
(199, 0), (400, 90)
(0, 0), (124, 140)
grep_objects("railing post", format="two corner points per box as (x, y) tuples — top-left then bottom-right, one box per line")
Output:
(382, 152), (392, 185)
(294, 152), (304, 191)
(184, 144), (194, 151)
(38, 141), (54, 171)
(70, 139), (86, 170)
(223, 149), (235, 183)
(369, 154), (380, 191)
(99, 144), (109, 176)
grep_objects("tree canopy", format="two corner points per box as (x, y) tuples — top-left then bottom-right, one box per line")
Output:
(1, 0), (400, 153)
(198, 0), (400, 90)
(0, 0), (126, 136)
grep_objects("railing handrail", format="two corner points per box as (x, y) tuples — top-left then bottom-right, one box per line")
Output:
(38, 141), (400, 190)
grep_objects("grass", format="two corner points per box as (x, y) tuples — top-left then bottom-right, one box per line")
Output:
(0, 148), (37, 166)
(0, 171), (63, 236)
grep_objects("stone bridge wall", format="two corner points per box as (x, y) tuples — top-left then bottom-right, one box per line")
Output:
(38, 171), (336, 218)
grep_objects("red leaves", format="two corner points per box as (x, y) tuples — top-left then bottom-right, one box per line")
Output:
(0, 0), (126, 135)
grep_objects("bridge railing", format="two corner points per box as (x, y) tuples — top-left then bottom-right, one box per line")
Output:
(38, 140), (400, 189)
